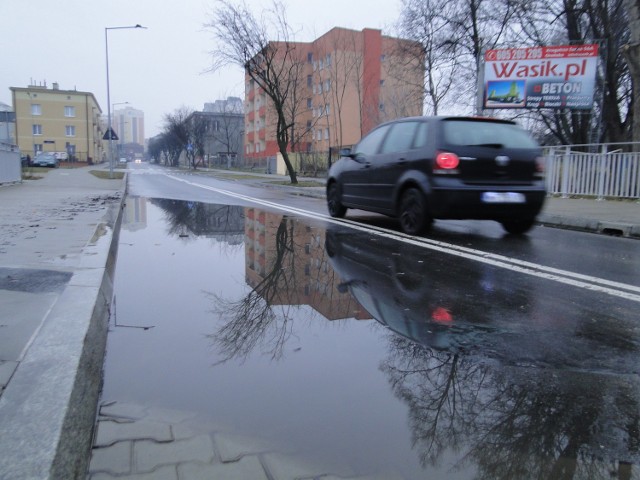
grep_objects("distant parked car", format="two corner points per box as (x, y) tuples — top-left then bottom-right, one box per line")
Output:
(54, 152), (68, 161)
(32, 152), (59, 168)
(118, 157), (128, 164)
(326, 116), (546, 235)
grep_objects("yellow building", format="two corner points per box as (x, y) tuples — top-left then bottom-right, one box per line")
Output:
(11, 83), (104, 163)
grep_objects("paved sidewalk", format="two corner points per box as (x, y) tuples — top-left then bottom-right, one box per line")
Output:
(538, 196), (640, 238)
(0, 165), (125, 479)
(89, 402), (391, 480)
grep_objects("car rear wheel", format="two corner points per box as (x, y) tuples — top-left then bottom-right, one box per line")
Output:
(327, 182), (347, 218)
(398, 187), (431, 235)
(500, 217), (536, 235)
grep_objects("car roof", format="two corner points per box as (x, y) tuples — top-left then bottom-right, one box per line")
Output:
(376, 115), (517, 127)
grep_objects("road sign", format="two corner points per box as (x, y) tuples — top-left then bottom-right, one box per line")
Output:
(103, 128), (119, 140)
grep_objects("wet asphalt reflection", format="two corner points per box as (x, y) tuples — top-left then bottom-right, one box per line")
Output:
(100, 196), (639, 479)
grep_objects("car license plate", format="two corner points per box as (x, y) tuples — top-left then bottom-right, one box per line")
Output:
(481, 192), (526, 203)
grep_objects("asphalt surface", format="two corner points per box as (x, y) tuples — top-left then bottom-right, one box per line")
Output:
(0, 164), (638, 479)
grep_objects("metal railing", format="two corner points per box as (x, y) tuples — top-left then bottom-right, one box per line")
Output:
(545, 144), (640, 199)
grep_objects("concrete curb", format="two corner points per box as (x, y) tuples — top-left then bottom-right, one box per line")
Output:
(538, 213), (640, 239)
(0, 177), (126, 479)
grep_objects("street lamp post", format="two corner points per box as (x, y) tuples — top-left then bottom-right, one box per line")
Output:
(105, 24), (146, 178)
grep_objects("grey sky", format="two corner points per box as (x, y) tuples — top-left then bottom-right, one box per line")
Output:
(1, 0), (400, 138)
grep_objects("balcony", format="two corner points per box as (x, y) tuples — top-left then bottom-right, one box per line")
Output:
(258, 128), (266, 140)
(259, 106), (266, 117)
(247, 131), (255, 142)
(248, 110), (255, 122)
(248, 88), (255, 102)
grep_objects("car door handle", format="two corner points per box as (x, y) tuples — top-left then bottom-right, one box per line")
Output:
(397, 158), (407, 164)
(364, 162), (372, 168)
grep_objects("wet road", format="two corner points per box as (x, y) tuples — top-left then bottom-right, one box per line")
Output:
(94, 165), (640, 479)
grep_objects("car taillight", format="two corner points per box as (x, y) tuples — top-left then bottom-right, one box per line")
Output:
(434, 152), (460, 173)
(432, 307), (453, 323)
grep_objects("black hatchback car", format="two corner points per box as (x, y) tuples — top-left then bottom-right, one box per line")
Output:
(326, 116), (546, 235)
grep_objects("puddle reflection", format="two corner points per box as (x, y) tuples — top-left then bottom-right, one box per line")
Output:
(105, 197), (639, 479)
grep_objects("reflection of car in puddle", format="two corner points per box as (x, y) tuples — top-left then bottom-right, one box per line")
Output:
(326, 226), (514, 354)
(325, 226), (638, 372)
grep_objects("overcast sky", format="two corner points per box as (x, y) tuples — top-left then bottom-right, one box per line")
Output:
(0, 0), (401, 137)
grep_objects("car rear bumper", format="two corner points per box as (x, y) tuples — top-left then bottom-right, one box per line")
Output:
(428, 182), (546, 219)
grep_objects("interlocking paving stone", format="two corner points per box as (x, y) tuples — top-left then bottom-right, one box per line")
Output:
(214, 431), (274, 462)
(95, 419), (173, 446)
(134, 434), (216, 472)
(100, 401), (150, 420)
(90, 464), (178, 480)
(89, 441), (132, 475)
(177, 456), (269, 480)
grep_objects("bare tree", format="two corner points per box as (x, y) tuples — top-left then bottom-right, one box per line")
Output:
(209, 101), (244, 167)
(206, 0), (305, 183)
(396, 0), (460, 115)
(163, 107), (193, 167)
(624, 0), (640, 142)
(189, 114), (208, 168)
(517, 0), (631, 145)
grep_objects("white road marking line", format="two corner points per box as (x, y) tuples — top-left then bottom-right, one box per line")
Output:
(167, 174), (640, 303)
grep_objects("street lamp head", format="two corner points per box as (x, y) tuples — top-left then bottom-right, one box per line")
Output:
(106, 24), (147, 31)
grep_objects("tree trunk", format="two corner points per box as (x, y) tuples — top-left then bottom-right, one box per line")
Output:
(623, 0), (640, 145)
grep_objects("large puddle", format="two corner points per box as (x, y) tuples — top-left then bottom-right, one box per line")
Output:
(96, 196), (639, 479)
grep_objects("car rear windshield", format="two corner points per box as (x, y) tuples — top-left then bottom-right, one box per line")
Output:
(442, 119), (539, 149)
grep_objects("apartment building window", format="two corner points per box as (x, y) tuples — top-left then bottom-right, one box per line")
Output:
(324, 128), (329, 140)
(64, 106), (76, 117)
(307, 52), (313, 63)
(325, 104), (330, 115)
(65, 125), (76, 137)
(32, 124), (42, 135)
(380, 79), (385, 86)
(326, 54), (331, 66)
(307, 75), (312, 87)
(34, 144), (42, 153)
(31, 104), (41, 115)
(325, 79), (331, 91)
(307, 98), (312, 109)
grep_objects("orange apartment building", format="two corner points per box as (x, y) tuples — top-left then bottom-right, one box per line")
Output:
(244, 207), (370, 322)
(244, 27), (424, 166)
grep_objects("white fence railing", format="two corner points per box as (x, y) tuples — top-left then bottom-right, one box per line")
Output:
(545, 144), (640, 199)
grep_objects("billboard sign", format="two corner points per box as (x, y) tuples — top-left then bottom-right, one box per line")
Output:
(483, 44), (599, 110)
